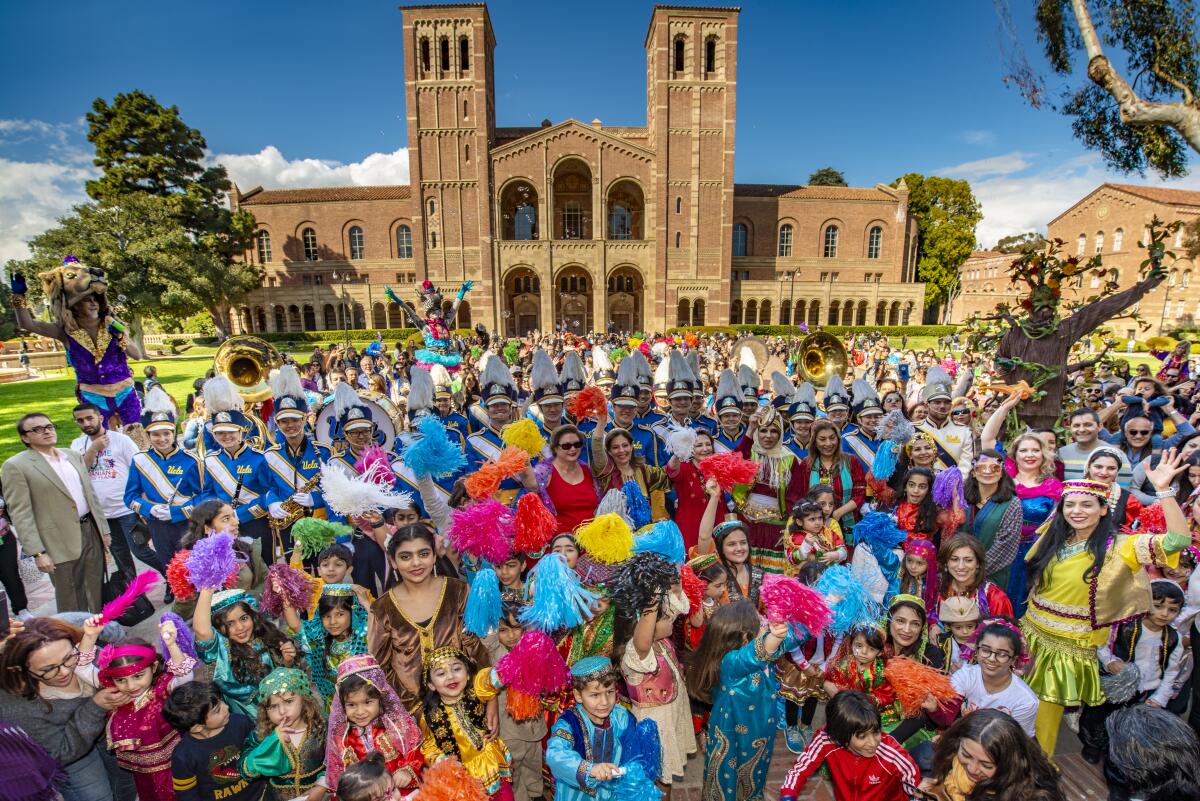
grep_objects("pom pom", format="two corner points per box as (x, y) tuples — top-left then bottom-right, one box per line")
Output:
(186, 532), (242, 591)
(495, 631), (570, 697)
(854, 511), (907, 553)
(698, 452), (759, 491)
(884, 656), (960, 717)
(595, 489), (632, 527)
(166, 550), (196, 602)
(354, 445), (396, 487)
(449, 500), (515, 565)
(760, 574), (833, 633)
(815, 564), (881, 636)
(384, 286), (402, 306)
(291, 518), (352, 560)
(871, 440), (900, 481)
(566, 386), (607, 420)
(97, 570), (159, 626)
(620, 718), (663, 784)
(464, 564), (503, 638)
(414, 757), (488, 801)
(610, 347), (628, 363)
(622, 480), (653, 529)
(402, 415), (467, 479)
(680, 564), (706, 613)
(664, 423), (697, 462)
(633, 521), (685, 564)
(502, 418), (547, 460)
(598, 761), (661, 801)
(519, 553), (599, 632)
(575, 513), (634, 565)
(532, 456), (557, 513)
(1136, 503), (1167, 534)
(464, 446), (529, 501)
(880, 410), (914, 444)
(260, 563), (318, 619)
(611, 553), (677, 618)
(321, 462), (414, 517)
(514, 493), (558, 554)
(505, 688), (543, 721)
(932, 467), (964, 510)
(503, 341), (520, 366)
(158, 611), (196, 660)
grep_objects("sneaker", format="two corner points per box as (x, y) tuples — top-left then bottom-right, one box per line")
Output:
(786, 724), (813, 754)
(1065, 708), (1081, 734)
(162, 587), (175, 605)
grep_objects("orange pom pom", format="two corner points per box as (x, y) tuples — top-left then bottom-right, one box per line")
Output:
(883, 656), (959, 717)
(415, 757), (487, 801)
(505, 688), (543, 721)
(514, 493), (558, 553)
(566, 386), (608, 421)
(465, 447), (530, 501)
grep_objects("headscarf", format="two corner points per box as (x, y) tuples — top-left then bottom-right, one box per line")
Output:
(750, 405), (788, 489)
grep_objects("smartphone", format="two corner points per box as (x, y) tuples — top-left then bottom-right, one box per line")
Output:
(898, 363), (910, 382)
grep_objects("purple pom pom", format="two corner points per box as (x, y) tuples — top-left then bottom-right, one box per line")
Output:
(158, 611), (196, 660)
(932, 466), (964, 510)
(260, 563), (317, 618)
(185, 532), (243, 591)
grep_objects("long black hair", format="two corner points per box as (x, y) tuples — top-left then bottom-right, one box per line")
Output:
(933, 709), (1066, 801)
(964, 449), (1016, 505)
(1106, 704), (1200, 801)
(898, 467), (939, 535)
(1024, 493), (1115, 593)
(214, 601), (300, 686)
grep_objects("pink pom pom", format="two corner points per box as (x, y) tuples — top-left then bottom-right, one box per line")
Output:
(760, 574), (832, 633)
(260, 563), (319, 618)
(698, 452), (759, 490)
(495, 631), (570, 697)
(449, 499), (515, 564)
(355, 445), (396, 487)
(97, 570), (159, 626)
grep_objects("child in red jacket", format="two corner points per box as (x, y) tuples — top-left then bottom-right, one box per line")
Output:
(780, 690), (920, 801)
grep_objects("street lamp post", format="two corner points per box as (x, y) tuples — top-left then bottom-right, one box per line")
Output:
(788, 268), (800, 329)
(332, 271), (351, 346)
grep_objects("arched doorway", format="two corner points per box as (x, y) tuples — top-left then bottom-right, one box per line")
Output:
(387, 302), (403, 328)
(607, 266), (643, 333)
(889, 301), (901, 325)
(499, 180), (539, 240)
(303, 305), (316, 330)
(903, 302), (914, 325)
(457, 300), (472, 328)
(794, 300), (806, 325)
(606, 180), (644, 240)
(273, 306), (285, 333)
(745, 299), (758, 324)
(353, 303), (365, 329)
(759, 300), (772, 324)
(555, 265), (592, 332)
(856, 300), (867, 325)
(552, 159), (593, 240)
(324, 304), (337, 330)
(827, 300), (840, 325)
(255, 307), (267, 332)
(692, 298), (705, 325)
(677, 299), (690, 326)
(504, 266), (541, 336)
(875, 301), (887, 325)
(808, 300), (821, 327)
(730, 299), (743, 324)
(287, 305), (301, 331)
(841, 302), (854, 325)
(372, 303), (386, 328)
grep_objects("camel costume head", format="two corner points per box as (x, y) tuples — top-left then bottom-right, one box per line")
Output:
(39, 256), (111, 329)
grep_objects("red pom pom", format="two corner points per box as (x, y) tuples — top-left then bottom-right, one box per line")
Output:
(421, 280), (434, 291)
(496, 631), (570, 697)
(1137, 503), (1167, 534)
(566, 386), (608, 421)
(514, 493), (558, 554)
(698, 452), (759, 490)
(760, 574), (832, 632)
(166, 550), (196, 602)
(505, 688), (543, 721)
(681, 564), (706, 614)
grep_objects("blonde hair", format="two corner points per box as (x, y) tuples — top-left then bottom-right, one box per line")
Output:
(1008, 433), (1053, 479)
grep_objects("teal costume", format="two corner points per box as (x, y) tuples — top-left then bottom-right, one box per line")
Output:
(239, 668), (326, 794)
(297, 585), (369, 700)
(195, 633), (284, 720)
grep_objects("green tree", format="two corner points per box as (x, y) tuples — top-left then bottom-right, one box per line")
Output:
(86, 90), (260, 336)
(999, 0), (1200, 177)
(807, 167), (847, 186)
(893, 173), (982, 318)
(995, 231), (1048, 253)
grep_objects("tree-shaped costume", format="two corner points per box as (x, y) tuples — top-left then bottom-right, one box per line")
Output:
(387, 279), (473, 373)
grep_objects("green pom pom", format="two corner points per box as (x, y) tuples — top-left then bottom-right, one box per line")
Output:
(291, 518), (352, 559)
(503, 341), (520, 365)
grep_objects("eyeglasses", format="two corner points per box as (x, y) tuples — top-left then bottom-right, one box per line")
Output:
(557, 441), (582, 450)
(973, 461), (1001, 472)
(28, 648), (80, 680)
(21, 423), (56, 435)
(1127, 429), (1152, 436)
(975, 644), (1014, 663)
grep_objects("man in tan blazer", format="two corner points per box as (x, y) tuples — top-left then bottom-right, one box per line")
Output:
(2, 412), (111, 612)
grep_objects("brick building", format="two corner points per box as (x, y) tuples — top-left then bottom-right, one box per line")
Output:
(229, 3), (924, 337)
(951, 184), (1200, 336)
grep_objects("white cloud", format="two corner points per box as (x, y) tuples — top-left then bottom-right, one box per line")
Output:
(934, 151), (1033, 180)
(211, 145), (410, 191)
(961, 129), (996, 146)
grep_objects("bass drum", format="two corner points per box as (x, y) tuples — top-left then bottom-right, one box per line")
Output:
(314, 390), (401, 454)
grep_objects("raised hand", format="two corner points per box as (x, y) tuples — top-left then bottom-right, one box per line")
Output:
(159, 618), (177, 647)
(1146, 447), (1187, 491)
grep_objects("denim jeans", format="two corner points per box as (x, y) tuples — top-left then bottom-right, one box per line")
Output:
(106, 513), (164, 579)
(57, 747), (117, 801)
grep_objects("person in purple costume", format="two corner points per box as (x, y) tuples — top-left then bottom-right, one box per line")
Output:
(10, 256), (144, 426)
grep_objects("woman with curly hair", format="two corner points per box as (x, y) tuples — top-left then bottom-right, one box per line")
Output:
(922, 709), (1065, 801)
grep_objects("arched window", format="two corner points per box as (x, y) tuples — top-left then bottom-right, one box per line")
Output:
(1114, 227), (1124, 251)
(692, 298), (705, 325)
(428, 198), (436, 216)
(274, 306), (286, 332)
(256, 230), (272, 264)
(463, 99), (468, 119)
(464, 144), (470, 162)
(429, 231), (437, 249)
(674, 37), (685, 72)
(1091, 273), (1100, 288)
(823, 224), (839, 258)
(323, 304), (336, 330)
(759, 300), (772, 324)
(302, 228), (318, 261)
(1095, 231), (1104, 253)
(1077, 233), (1086, 255)
(1170, 269), (1178, 287)
(396, 225), (413, 258)
(867, 226), (882, 259)
(778, 224), (793, 257)
(677, 299), (691, 326)
(780, 300), (791, 325)
(459, 37), (469, 72)
(348, 226), (365, 260)
(563, 201), (584, 240)
(675, 196), (682, 214)
(1185, 270), (1193, 288)
(675, 231), (682, 248)
(439, 38), (450, 71)
(457, 300), (472, 328)
(609, 205), (632, 240)
(732, 223), (748, 257)
(745, 299), (757, 323)
(420, 39), (431, 73)
(828, 300), (840, 326)
(705, 38), (716, 73)
(501, 181), (539, 240)
(730, 299), (742, 324)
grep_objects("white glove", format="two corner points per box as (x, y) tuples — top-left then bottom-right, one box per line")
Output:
(268, 502), (288, 520)
(150, 504), (172, 522)
(291, 491), (314, 508)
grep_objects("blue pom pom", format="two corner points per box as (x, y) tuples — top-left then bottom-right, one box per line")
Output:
(623, 480), (652, 529)
(815, 564), (881, 636)
(633, 521), (685, 564)
(619, 718), (663, 782)
(599, 761), (662, 801)
(402, 415), (467, 479)
(855, 511), (906, 553)
(465, 564), (502, 637)
(871, 441), (900, 481)
(519, 553), (599, 632)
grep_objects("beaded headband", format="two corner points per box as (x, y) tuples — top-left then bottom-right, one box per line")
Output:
(257, 667), (310, 699)
(687, 552), (719, 572)
(902, 538), (936, 560)
(906, 431), (937, 455)
(95, 644), (158, 688)
(321, 583), (356, 598)
(424, 646), (468, 677)
(888, 593), (926, 613)
(335, 653), (385, 684)
(966, 617), (1032, 670)
(712, 520), (745, 541)
(211, 588), (257, 615)
(1061, 479), (1109, 499)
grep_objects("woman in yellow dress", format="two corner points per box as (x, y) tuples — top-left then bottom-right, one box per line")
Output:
(1020, 448), (1191, 755)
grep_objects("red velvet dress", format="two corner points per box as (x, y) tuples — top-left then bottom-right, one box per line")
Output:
(546, 463), (599, 534)
(666, 459), (707, 552)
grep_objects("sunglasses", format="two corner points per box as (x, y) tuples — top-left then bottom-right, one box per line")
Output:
(557, 440), (583, 450)
(951, 409), (970, 415)
(1127, 429), (1152, 436)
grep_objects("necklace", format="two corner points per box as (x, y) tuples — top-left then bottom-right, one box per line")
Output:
(1058, 538), (1090, 559)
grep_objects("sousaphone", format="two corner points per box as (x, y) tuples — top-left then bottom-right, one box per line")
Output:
(797, 331), (848, 387)
(213, 335), (284, 403)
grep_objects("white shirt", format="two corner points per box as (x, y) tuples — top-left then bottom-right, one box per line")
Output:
(39, 449), (89, 518)
(951, 664), (1040, 736)
(71, 429), (136, 519)
(1098, 625), (1185, 707)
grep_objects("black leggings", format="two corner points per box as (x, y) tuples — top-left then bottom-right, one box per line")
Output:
(785, 697), (820, 727)
(0, 529), (28, 613)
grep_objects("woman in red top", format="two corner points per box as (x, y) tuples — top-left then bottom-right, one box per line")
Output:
(666, 428), (716, 551)
(544, 424), (599, 533)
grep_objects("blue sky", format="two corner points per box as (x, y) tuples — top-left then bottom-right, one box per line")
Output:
(2, 0), (1198, 262)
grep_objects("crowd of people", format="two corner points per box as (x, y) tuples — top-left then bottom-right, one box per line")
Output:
(3, 317), (1200, 801)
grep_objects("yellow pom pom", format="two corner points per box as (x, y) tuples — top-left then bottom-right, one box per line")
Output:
(575, 513), (634, 564)
(628, 337), (643, 349)
(501, 418), (547, 459)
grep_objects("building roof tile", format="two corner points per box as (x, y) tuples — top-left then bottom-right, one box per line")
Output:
(1105, 183), (1200, 207)
(733, 183), (896, 201)
(238, 186), (412, 205)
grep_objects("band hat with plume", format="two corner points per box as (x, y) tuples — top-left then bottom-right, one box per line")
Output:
(430, 363), (454, 399)
(850, 379), (883, 420)
(790, 382), (818, 421)
(715, 369), (743, 415)
(269, 364), (308, 421)
(530, 349), (564, 405)
(822, 374), (850, 412)
(560, 350), (588, 394)
(203, 374), (249, 433)
(407, 366), (435, 419)
(141, 385), (177, 432)
(612, 351), (642, 407)
(922, 365), (954, 402)
(737, 364), (760, 403)
(656, 352), (694, 400)
(591, 347), (616, 387)
(480, 351), (517, 407)
(334, 382), (375, 432)
(629, 350), (653, 392)
(770, 371), (796, 412)
(684, 350), (704, 397)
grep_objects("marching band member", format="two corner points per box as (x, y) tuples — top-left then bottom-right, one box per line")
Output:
(430, 363), (470, 441)
(737, 357), (761, 419)
(529, 348), (567, 438)
(198, 375), (272, 543)
(631, 350), (664, 426)
(785, 382), (818, 459)
(843, 379), (884, 479)
(649, 352), (708, 455)
(686, 350), (716, 432)
(586, 353), (662, 466)
(918, 365), (974, 475)
(712, 369), (747, 454)
(465, 354), (534, 505)
(591, 345), (617, 394)
(559, 348), (589, 413)
(124, 385), (200, 602)
(264, 365), (331, 560)
(821, 374), (851, 432)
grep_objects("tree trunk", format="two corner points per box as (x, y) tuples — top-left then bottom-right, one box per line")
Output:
(209, 304), (231, 340)
(128, 310), (147, 355)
